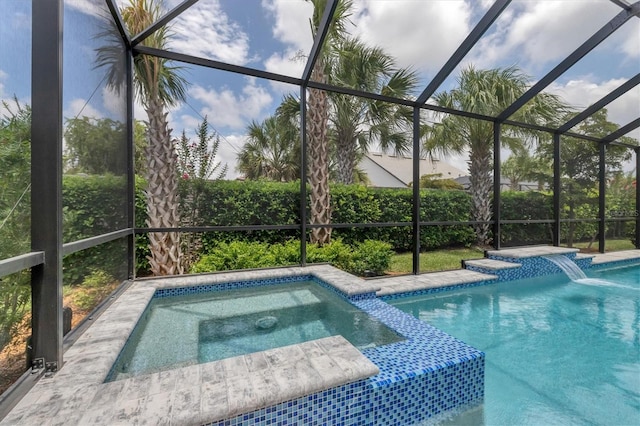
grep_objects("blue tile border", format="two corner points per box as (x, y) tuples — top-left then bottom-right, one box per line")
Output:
(588, 258), (640, 270)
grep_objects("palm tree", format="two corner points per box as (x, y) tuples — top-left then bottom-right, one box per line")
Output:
(424, 65), (567, 246)
(329, 38), (418, 184)
(501, 147), (537, 191)
(237, 115), (300, 182)
(99, 0), (188, 275)
(306, 0), (351, 245)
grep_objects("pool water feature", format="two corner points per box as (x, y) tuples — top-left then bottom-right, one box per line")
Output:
(108, 281), (403, 380)
(389, 262), (640, 425)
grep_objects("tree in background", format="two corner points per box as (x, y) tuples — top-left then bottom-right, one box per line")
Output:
(501, 147), (539, 191)
(416, 174), (464, 190)
(64, 117), (126, 175)
(0, 99), (31, 351)
(97, 0), (188, 275)
(329, 38), (417, 184)
(175, 117), (227, 269)
(537, 108), (634, 246)
(424, 66), (567, 246)
(237, 114), (300, 182)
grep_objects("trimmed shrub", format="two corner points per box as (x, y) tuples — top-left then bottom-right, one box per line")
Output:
(190, 239), (393, 277)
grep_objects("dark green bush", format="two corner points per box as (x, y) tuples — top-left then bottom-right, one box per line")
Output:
(190, 241), (278, 272)
(501, 191), (553, 246)
(62, 175), (129, 286)
(190, 239), (393, 277)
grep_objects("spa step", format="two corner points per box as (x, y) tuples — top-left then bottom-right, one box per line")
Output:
(463, 258), (522, 270)
(486, 246), (579, 259)
(462, 258), (522, 281)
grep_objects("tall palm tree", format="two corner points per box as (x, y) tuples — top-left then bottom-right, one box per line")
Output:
(99, 0), (188, 275)
(329, 38), (418, 184)
(424, 65), (567, 246)
(306, 0), (351, 245)
(237, 115), (300, 182)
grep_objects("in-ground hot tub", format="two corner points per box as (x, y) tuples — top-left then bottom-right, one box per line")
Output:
(107, 278), (404, 381)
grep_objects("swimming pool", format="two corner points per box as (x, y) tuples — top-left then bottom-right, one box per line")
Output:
(108, 280), (403, 380)
(389, 262), (640, 425)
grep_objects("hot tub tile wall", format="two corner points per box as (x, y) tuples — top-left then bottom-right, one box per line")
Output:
(462, 264), (519, 281)
(205, 294), (485, 426)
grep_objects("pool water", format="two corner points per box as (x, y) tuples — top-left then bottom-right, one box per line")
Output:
(108, 281), (403, 380)
(390, 263), (640, 426)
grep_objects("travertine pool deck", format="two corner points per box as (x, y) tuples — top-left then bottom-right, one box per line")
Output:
(590, 249), (640, 265)
(376, 269), (498, 296)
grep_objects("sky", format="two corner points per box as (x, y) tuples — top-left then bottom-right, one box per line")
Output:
(1, 0), (639, 178)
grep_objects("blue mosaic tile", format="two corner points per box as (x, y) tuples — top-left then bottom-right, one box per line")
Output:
(481, 252), (597, 281)
(200, 286), (484, 425)
(153, 275), (315, 298)
(379, 280), (497, 302)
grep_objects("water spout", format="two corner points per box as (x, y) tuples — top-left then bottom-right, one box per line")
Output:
(541, 255), (587, 281)
(542, 255), (638, 290)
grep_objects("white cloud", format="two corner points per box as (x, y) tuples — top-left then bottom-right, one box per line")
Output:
(169, 0), (252, 65)
(101, 86), (126, 119)
(220, 133), (245, 180)
(0, 69), (7, 99)
(65, 0), (107, 17)
(618, 19), (640, 60)
(466, 1), (624, 75)
(65, 98), (104, 120)
(188, 78), (273, 130)
(548, 77), (640, 131)
(262, 0), (314, 51)
(264, 48), (307, 89)
(351, 0), (473, 74)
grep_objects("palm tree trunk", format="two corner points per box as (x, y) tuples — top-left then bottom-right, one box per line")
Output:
(335, 131), (356, 185)
(145, 97), (183, 275)
(469, 144), (493, 246)
(307, 64), (331, 245)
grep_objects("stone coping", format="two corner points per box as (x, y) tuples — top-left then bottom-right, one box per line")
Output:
(144, 264), (381, 296)
(375, 270), (497, 296)
(1, 266), (380, 426)
(464, 259), (521, 270)
(486, 245), (579, 259)
(591, 249), (640, 265)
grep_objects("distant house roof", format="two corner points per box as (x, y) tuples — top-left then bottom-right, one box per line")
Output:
(360, 153), (468, 188)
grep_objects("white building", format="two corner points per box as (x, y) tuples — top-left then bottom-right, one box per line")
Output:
(360, 153), (468, 188)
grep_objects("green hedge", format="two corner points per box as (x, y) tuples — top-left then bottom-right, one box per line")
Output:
(62, 175), (128, 285)
(63, 177), (635, 278)
(191, 239), (393, 277)
(500, 191), (554, 246)
(192, 181), (476, 252)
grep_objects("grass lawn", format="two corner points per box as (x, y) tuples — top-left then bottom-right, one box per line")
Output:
(388, 247), (485, 274)
(571, 239), (635, 252)
(388, 239), (637, 275)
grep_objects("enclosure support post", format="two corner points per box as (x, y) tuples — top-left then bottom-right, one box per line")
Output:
(553, 133), (561, 246)
(598, 143), (606, 253)
(633, 148), (640, 249)
(300, 86), (308, 266)
(31, 0), (64, 371)
(493, 122), (501, 250)
(412, 108), (421, 275)
(126, 45), (135, 279)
